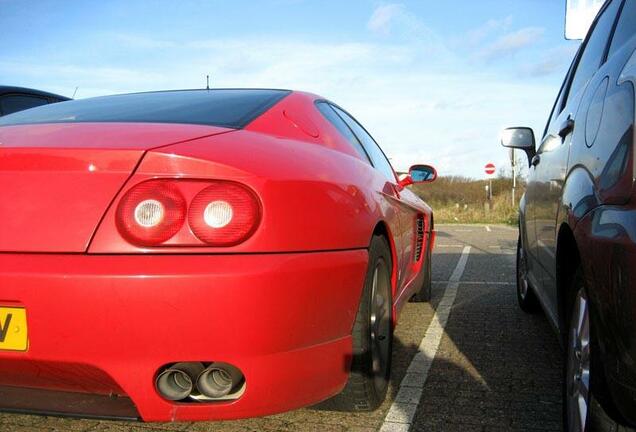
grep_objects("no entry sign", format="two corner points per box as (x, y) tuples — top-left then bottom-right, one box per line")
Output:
(485, 163), (496, 176)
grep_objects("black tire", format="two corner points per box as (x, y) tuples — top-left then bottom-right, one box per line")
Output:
(516, 235), (540, 313)
(564, 269), (623, 432)
(329, 234), (394, 411)
(411, 246), (432, 303)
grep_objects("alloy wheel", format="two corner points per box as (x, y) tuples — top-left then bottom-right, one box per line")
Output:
(517, 241), (529, 300)
(369, 258), (392, 393)
(566, 287), (591, 432)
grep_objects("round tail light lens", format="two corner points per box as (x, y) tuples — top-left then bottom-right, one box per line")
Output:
(116, 180), (186, 246)
(188, 182), (261, 246)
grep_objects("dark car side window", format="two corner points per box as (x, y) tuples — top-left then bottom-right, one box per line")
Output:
(315, 101), (371, 163)
(0, 94), (50, 116)
(608, 0), (636, 58)
(330, 105), (397, 183)
(563, 0), (621, 107)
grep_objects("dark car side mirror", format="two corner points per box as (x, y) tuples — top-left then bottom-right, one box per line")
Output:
(399, 164), (437, 188)
(501, 127), (537, 167)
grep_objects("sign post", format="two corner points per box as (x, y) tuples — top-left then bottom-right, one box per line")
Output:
(484, 162), (496, 204)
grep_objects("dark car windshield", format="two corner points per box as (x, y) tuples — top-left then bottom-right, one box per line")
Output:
(0, 89), (290, 128)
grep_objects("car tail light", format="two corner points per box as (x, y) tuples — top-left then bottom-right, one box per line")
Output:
(188, 182), (261, 246)
(116, 180), (187, 246)
(114, 179), (261, 247)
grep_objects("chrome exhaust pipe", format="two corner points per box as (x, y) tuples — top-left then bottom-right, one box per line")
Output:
(196, 363), (235, 398)
(155, 362), (204, 401)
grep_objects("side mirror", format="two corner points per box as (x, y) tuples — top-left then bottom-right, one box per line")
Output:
(399, 164), (437, 188)
(500, 127), (537, 166)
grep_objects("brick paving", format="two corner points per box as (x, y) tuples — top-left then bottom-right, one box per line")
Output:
(0, 226), (564, 432)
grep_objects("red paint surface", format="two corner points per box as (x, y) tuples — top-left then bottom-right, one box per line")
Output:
(0, 91), (435, 420)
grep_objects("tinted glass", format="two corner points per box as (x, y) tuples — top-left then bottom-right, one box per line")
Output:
(0, 89), (290, 128)
(0, 94), (49, 116)
(315, 102), (370, 162)
(608, 0), (636, 58)
(566, 0), (621, 105)
(332, 105), (397, 182)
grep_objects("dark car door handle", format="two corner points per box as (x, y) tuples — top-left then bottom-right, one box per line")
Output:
(531, 155), (541, 167)
(558, 116), (575, 138)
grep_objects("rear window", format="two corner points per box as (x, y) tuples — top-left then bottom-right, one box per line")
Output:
(0, 89), (291, 128)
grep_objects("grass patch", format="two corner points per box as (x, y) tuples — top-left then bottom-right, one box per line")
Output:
(410, 176), (523, 225)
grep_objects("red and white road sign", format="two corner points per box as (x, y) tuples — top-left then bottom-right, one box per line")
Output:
(485, 163), (496, 176)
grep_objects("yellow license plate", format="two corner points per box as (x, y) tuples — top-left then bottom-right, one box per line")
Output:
(0, 307), (28, 351)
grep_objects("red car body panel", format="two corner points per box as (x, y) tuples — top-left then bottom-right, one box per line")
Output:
(0, 90), (434, 421)
(0, 250), (366, 421)
(0, 123), (232, 252)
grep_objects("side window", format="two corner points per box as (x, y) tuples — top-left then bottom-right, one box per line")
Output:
(0, 94), (49, 116)
(543, 69), (572, 138)
(315, 101), (371, 163)
(564, 0), (621, 107)
(331, 105), (397, 182)
(608, 0), (636, 58)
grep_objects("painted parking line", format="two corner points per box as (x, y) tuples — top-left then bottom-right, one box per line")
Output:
(432, 280), (514, 286)
(380, 246), (471, 432)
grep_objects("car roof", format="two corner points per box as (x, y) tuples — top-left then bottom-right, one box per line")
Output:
(0, 86), (71, 101)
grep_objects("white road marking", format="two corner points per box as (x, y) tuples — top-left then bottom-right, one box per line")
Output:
(380, 246), (471, 432)
(432, 280), (514, 286)
(435, 244), (464, 248)
(485, 225), (492, 232)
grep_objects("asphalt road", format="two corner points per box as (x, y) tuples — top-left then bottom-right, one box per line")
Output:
(0, 225), (563, 432)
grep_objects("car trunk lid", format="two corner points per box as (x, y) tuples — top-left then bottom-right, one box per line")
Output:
(0, 122), (232, 252)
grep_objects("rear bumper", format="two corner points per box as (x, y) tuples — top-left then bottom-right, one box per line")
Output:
(0, 250), (368, 421)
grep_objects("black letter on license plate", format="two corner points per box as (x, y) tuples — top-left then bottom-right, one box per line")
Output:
(0, 314), (12, 343)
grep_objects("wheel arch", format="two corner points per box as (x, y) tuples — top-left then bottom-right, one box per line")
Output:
(556, 222), (582, 341)
(371, 221), (399, 302)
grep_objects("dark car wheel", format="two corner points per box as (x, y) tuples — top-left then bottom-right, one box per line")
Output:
(565, 278), (591, 432)
(329, 234), (393, 411)
(516, 235), (540, 313)
(411, 246), (432, 303)
(564, 269), (624, 432)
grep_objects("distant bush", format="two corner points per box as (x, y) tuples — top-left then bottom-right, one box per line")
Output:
(410, 176), (524, 225)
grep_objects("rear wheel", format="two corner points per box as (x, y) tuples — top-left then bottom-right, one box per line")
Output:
(564, 269), (623, 432)
(411, 246), (432, 303)
(517, 235), (540, 313)
(329, 234), (393, 411)
(565, 280), (591, 432)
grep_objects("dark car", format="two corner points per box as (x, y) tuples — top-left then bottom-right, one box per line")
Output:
(0, 86), (69, 117)
(501, 1), (636, 430)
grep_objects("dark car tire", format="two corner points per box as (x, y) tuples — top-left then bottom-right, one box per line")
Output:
(516, 235), (540, 313)
(328, 234), (394, 411)
(411, 246), (432, 303)
(564, 268), (627, 432)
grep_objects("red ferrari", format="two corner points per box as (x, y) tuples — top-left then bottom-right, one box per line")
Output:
(0, 89), (436, 421)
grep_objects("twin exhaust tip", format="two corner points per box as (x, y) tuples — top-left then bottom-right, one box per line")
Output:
(155, 362), (245, 402)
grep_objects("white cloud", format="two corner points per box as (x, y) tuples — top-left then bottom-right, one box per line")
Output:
(522, 44), (580, 77)
(476, 27), (545, 62)
(465, 16), (513, 47)
(367, 4), (404, 35)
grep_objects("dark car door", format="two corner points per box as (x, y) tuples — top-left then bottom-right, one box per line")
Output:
(533, 0), (622, 317)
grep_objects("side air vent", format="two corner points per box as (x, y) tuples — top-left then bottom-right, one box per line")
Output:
(414, 216), (424, 262)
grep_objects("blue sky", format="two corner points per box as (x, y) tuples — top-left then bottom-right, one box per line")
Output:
(0, 0), (581, 178)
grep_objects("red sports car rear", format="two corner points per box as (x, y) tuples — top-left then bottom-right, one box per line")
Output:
(0, 89), (435, 421)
